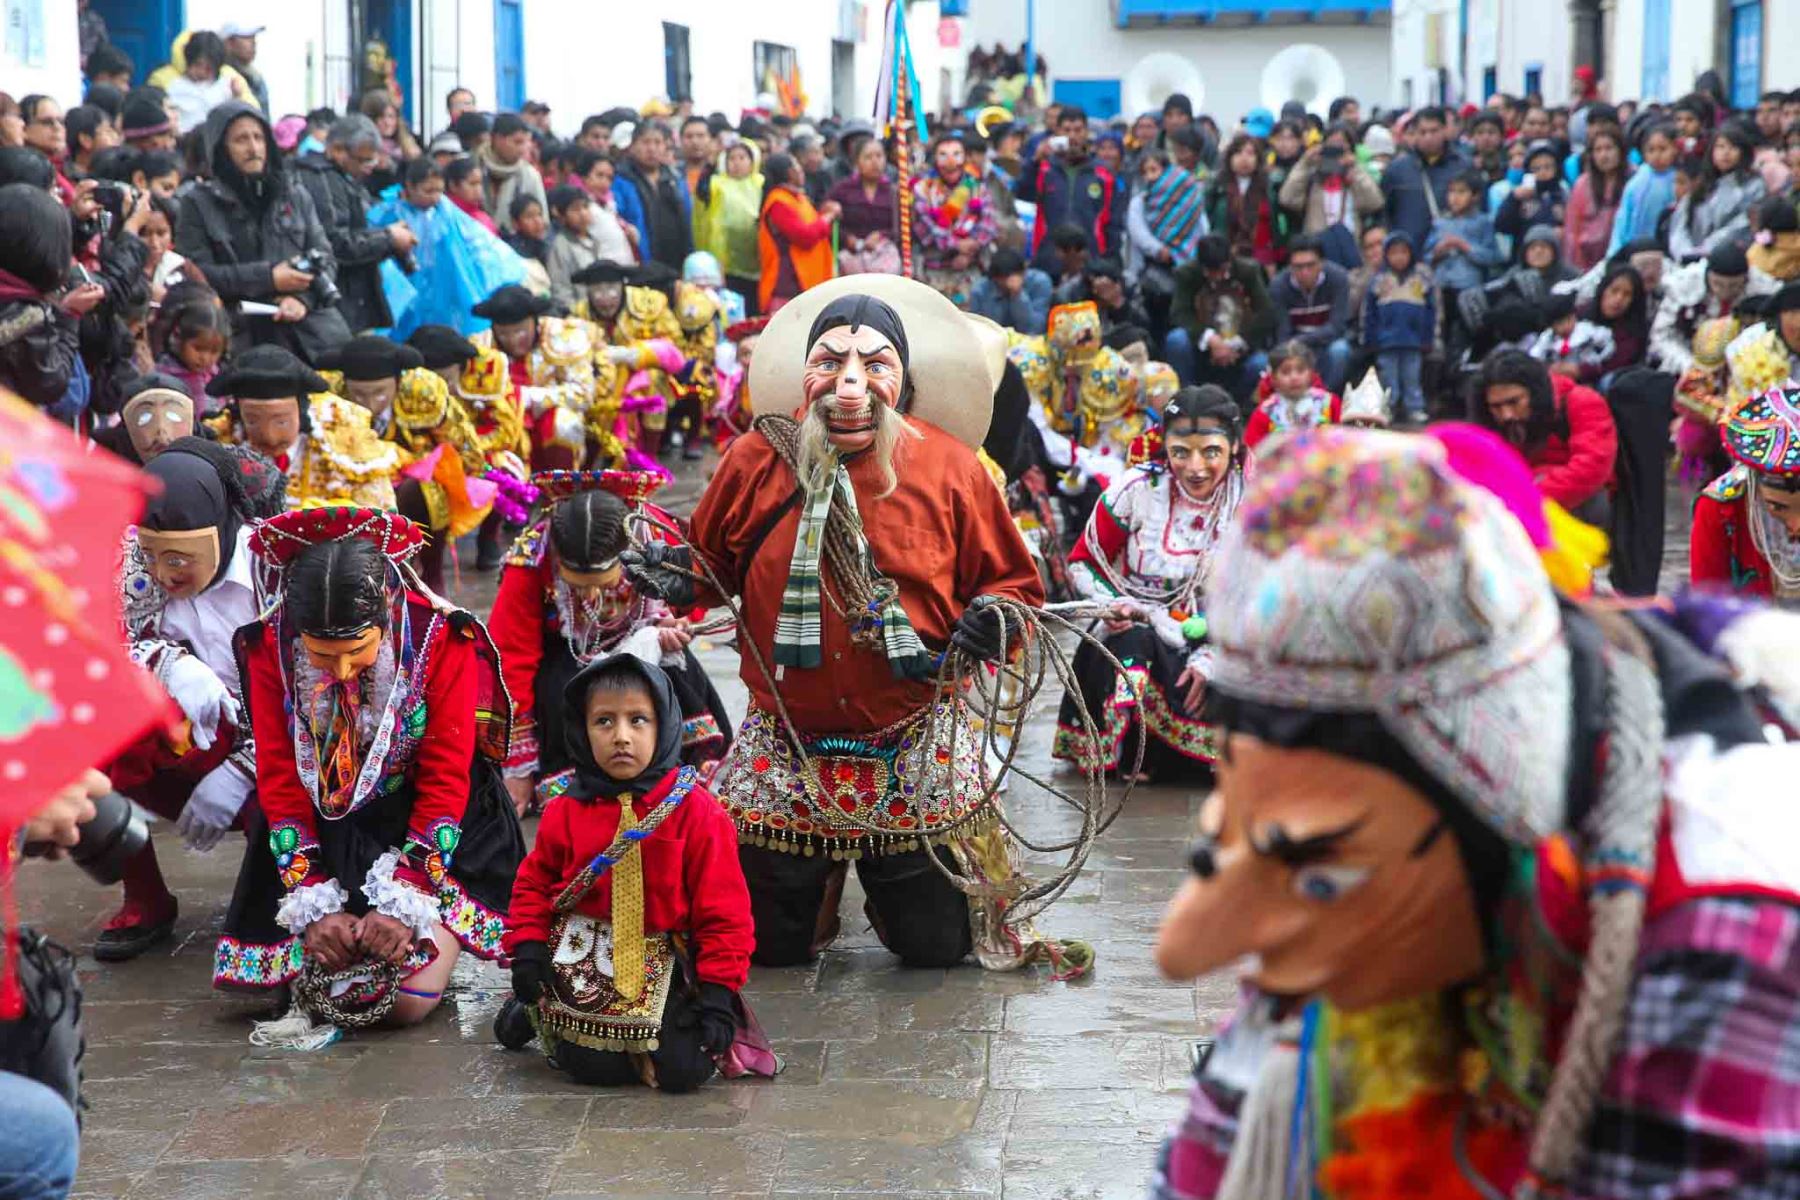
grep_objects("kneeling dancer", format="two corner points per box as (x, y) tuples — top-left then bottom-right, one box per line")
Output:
(628, 278), (1046, 969)
(215, 507), (523, 1029)
(1054, 385), (1244, 782)
(501, 654), (759, 1091)
(1152, 427), (1800, 1199)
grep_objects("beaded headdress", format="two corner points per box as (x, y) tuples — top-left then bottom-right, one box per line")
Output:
(1722, 383), (1800, 481)
(249, 506), (426, 568)
(1207, 428), (1572, 844)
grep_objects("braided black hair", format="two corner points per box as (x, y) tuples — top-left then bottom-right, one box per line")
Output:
(288, 539), (388, 639)
(549, 490), (630, 572)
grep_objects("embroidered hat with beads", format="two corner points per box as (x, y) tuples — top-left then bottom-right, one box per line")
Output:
(1207, 427), (1572, 843)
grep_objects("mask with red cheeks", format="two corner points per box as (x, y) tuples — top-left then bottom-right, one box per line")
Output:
(802, 326), (905, 453)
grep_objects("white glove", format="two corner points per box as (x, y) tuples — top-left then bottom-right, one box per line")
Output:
(604, 344), (639, 364)
(518, 385), (554, 417)
(552, 405), (587, 450)
(175, 763), (252, 852)
(162, 653), (239, 751)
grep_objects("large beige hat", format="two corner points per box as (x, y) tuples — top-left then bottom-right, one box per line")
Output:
(750, 275), (996, 448)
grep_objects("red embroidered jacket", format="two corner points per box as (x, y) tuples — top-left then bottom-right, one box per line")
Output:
(1690, 477), (1773, 597)
(1527, 374), (1617, 511)
(242, 597), (477, 900)
(503, 768), (754, 989)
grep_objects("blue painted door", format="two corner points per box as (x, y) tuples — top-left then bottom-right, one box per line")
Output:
(1641, 0), (1670, 101)
(88, 0), (183, 86)
(1052, 78), (1122, 122)
(494, 0), (524, 111)
(365, 0), (414, 126)
(1730, 0), (1762, 110)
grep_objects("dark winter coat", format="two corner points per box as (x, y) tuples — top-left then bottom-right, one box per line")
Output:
(174, 102), (350, 360)
(0, 296), (80, 411)
(1015, 153), (1126, 272)
(291, 152), (394, 332)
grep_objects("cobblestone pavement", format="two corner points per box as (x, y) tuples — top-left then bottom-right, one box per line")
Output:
(30, 456), (1235, 1200)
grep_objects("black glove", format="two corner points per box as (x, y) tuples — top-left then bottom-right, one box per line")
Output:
(696, 982), (738, 1057)
(950, 595), (1007, 663)
(510, 941), (552, 1005)
(620, 544), (697, 609)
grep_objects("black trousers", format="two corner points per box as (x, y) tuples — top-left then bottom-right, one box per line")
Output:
(550, 966), (717, 1093)
(739, 843), (973, 969)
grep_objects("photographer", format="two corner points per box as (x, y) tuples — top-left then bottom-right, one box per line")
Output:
(1, 769), (109, 1200)
(175, 101), (350, 362)
(67, 175), (153, 417)
(293, 114), (416, 333)
(0, 179), (83, 414)
(1277, 123), (1384, 267)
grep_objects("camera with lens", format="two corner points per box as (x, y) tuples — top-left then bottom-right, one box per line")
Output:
(288, 250), (343, 309)
(22, 791), (149, 885)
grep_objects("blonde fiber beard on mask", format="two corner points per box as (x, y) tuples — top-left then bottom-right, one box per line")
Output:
(794, 400), (923, 499)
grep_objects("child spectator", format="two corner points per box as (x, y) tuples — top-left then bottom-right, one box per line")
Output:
(499, 654), (757, 1092)
(1608, 122), (1678, 256)
(153, 288), (231, 410)
(545, 183), (603, 313)
(445, 156), (499, 234)
(1245, 338), (1342, 449)
(139, 198), (195, 300)
(1668, 123), (1767, 263)
(1360, 230), (1434, 422)
(367, 157), (527, 336)
(505, 194), (555, 298)
(1528, 291), (1615, 377)
(1747, 194), (1800, 282)
(1426, 170), (1504, 361)
(1495, 141), (1567, 262)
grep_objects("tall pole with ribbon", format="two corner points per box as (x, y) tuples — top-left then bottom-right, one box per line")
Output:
(873, 0), (929, 278)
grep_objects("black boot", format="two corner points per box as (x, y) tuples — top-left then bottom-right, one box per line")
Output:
(493, 995), (537, 1050)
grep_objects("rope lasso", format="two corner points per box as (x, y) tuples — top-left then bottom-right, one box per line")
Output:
(624, 487), (1149, 931)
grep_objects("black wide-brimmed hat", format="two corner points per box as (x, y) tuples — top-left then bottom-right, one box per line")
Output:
(569, 260), (633, 287)
(208, 344), (329, 401)
(406, 324), (480, 369)
(472, 284), (554, 325)
(314, 334), (424, 382)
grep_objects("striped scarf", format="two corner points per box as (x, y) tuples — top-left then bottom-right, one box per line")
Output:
(771, 444), (934, 680)
(1142, 164), (1205, 250)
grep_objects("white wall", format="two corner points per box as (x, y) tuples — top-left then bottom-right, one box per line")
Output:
(418, 0), (497, 136)
(1495, 0), (1572, 103)
(517, 0), (916, 127)
(1608, 0), (1646, 103)
(1665, 0), (1719, 103)
(963, 0), (1390, 124)
(183, 0), (351, 116)
(1391, 0), (1460, 110)
(4, 0), (81, 103)
(1767, 0), (1800, 93)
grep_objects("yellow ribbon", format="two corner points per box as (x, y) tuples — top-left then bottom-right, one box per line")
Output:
(611, 796), (645, 1001)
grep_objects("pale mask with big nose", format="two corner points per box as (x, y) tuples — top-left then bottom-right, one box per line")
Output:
(802, 326), (904, 455)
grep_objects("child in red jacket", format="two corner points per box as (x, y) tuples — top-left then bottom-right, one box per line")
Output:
(497, 652), (756, 1091)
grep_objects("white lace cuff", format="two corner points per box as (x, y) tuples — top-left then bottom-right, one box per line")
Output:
(362, 850), (441, 940)
(274, 879), (348, 934)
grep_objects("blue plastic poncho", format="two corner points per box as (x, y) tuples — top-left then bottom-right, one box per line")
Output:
(367, 188), (526, 339)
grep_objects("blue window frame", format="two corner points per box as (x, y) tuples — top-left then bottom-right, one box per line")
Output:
(1482, 67), (1497, 101)
(494, 0), (525, 111)
(1052, 78), (1122, 122)
(1523, 64), (1542, 99)
(1642, 0), (1670, 101)
(1730, 0), (1762, 110)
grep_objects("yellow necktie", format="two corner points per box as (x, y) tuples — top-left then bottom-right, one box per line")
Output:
(611, 795), (646, 1001)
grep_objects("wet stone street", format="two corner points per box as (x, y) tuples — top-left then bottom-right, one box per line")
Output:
(28, 457), (1237, 1200)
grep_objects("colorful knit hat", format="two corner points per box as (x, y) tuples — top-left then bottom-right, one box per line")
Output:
(1722, 383), (1800, 478)
(1207, 428), (1572, 844)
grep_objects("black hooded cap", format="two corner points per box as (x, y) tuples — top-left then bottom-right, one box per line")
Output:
(472, 284), (553, 325)
(121, 95), (175, 140)
(141, 440), (243, 588)
(561, 653), (685, 801)
(1770, 281), (1800, 315)
(209, 343), (329, 401)
(805, 294), (911, 371)
(406, 324), (479, 369)
(201, 100), (279, 212)
(315, 335), (424, 382)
